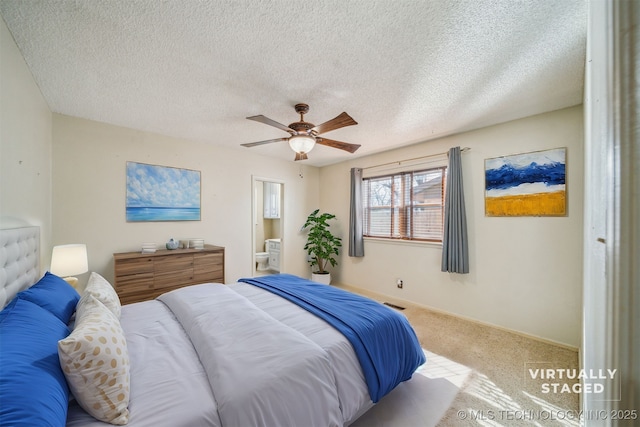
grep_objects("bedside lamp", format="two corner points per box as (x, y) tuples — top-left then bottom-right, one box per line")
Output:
(51, 244), (88, 289)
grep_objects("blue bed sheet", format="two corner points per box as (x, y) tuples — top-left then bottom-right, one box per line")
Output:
(238, 274), (426, 402)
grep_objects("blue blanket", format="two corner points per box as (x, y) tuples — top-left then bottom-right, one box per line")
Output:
(238, 274), (426, 402)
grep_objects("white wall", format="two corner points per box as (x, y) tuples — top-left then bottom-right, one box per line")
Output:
(51, 114), (320, 286)
(320, 106), (584, 348)
(0, 17), (53, 270)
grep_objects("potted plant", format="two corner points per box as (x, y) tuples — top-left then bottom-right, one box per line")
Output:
(302, 209), (342, 284)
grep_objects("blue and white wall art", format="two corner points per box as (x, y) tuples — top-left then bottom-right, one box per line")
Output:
(484, 148), (566, 217)
(126, 162), (201, 222)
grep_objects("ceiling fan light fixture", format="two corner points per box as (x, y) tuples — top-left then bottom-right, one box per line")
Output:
(288, 134), (315, 154)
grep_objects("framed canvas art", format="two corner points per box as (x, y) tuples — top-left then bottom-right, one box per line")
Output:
(126, 162), (201, 222)
(484, 148), (566, 217)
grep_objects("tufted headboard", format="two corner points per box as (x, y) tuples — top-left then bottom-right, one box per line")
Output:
(0, 226), (40, 309)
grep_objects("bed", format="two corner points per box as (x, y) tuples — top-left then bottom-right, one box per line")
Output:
(0, 226), (426, 426)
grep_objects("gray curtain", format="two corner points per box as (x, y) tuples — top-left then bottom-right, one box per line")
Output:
(441, 147), (469, 273)
(348, 167), (365, 257)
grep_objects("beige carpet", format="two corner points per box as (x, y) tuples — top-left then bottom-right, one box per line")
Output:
(340, 285), (580, 427)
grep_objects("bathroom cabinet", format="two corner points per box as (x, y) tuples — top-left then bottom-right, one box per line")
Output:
(263, 182), (281, 219)
(267, 239), (280, 272)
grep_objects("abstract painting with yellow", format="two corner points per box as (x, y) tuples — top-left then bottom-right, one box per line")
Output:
(485, 148), (566, 217)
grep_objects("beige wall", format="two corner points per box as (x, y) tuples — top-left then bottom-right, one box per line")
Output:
(2, 14), (583, 348)
(0, 18), (53, 270)
(51, 114), (320, 286)
(321, 106), (584, 348)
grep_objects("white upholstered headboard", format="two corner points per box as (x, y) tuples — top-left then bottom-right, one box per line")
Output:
(0, 226), (40, 309)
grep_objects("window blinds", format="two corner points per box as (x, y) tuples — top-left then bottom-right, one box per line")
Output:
(363, 167), (446, 242)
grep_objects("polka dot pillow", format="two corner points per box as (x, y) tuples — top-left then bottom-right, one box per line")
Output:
(84, 272), (122, 318)
(58, 294), (130, 425)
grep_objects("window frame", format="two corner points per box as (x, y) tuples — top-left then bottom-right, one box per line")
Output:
(362, 165), (447, 243)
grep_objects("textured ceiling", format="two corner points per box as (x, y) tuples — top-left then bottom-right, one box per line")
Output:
(0, 0), (587, 166)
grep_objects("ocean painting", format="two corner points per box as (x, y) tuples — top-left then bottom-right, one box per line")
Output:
(126, 162), (201, 222)
(485, 148), (566, 216)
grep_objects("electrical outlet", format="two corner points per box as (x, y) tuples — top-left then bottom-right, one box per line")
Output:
(396, 279), (403, 289)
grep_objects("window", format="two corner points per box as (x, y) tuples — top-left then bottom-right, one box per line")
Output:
(362, 166), (446, 242)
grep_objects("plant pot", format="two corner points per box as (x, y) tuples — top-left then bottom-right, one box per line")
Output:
(311, 272), (331, 285)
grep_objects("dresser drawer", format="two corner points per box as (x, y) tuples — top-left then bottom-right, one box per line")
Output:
(154, 269), (194, 289)
(193, 253), (223, 278)
(194, 252), (222, 267)
(115, 272), (154, 291)
(115, 257), (154, 276)
(153, 254), (193, 272)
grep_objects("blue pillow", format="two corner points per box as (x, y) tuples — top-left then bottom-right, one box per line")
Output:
(0, 298), (71, 426)
(18, 271), (80, 323)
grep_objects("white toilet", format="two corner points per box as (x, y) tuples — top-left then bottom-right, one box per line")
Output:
(256, 239), (270, 271)
(256, 252), (269, 271)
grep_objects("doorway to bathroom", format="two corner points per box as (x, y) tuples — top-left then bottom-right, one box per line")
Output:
(252, 176), (284, 277)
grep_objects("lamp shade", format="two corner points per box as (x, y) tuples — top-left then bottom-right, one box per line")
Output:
(288, 134), (315, 154)
(50, 244), (88, 277)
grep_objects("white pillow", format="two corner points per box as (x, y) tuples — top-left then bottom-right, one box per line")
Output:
(58, 294), (130, 425)
(84, 272), (121, 318)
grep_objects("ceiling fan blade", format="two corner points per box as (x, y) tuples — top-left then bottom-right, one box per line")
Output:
(311, 112), (357, 135)
(316, 138), (361, 153)
(241, 138), (288, 148)
(294, 152), (308, 161)
(247, 115), (295, 134)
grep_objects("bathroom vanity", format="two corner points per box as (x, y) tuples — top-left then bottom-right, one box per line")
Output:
(267, 239), (280, 272)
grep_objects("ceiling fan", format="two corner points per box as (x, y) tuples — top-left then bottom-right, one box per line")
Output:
(242, 103), (360, 161)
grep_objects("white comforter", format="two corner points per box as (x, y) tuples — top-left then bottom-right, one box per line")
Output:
(158, 284), (343, 427)
(66, 283), (372, 427)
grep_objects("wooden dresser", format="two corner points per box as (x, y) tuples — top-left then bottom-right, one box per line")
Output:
(113, 245), (224, 304)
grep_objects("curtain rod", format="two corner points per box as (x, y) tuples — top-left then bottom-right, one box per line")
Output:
(361, 147), (470, 170)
